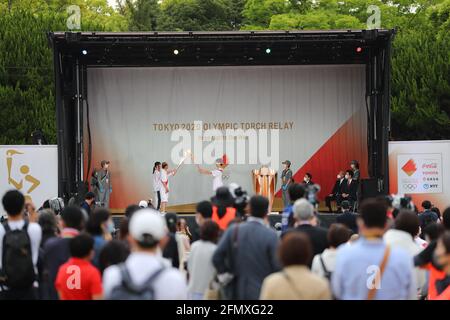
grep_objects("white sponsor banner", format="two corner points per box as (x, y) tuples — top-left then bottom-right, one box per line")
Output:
(397, 153), (443, 194)
(389, 140), (450, 211)
(0, 145), (58, 214)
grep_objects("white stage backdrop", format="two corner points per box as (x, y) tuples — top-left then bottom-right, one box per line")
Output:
(0, 145), (58, 214)
(86, 65), (368, 209)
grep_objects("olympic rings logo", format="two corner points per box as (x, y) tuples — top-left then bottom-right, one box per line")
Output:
(403, 184), (417, 191)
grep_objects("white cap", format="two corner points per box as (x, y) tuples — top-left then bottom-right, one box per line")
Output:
(138, 200), (148, 208)
(129, 209), (167, 243)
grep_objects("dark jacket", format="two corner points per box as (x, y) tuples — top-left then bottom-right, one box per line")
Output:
(287, 224), (329, 263)
(80, 201), (91, 216)
(42, 237), (71, 300)
(336, 211), (358, 234)
(212, 219), (281, 300)
(331, 179), (345, 195)
(342, 180), (358, 201)
(418, 210), (439, 230)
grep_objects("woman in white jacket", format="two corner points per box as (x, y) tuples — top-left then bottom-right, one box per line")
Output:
(384, 210), (427, 296)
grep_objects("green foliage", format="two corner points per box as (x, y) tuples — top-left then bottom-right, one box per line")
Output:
(157, 0), (232, 31)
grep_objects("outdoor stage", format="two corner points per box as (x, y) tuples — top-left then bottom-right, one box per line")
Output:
(49, 30), (394, 210)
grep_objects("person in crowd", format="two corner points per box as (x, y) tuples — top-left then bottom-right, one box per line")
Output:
(384, 210), (427, 294)
(281, 183), (306, 233)
(210, 186), (237, 231)
(187, 220), (220, 300)
(419, 201), (439, 238)
(162, 213), (180, 269)
(98, 240), (130, 274)
(81, 192), (96, 217)
(38, 209), (58, 247)
(325, 171), (346, 213)
(311, 224), (351, 280)
(260, 232), (331, 300)
(176, 218), (191, 268)
(341, 170), (358, 206)
(118, 217), (130, 242)
(431, 206), (442, 222)
(0, 190), (42, 300)
(332, 199), (417, 300)
(43, 206), (84, 300)
(212, 196), (280, 300)
(281, 160), (293, 208)
(431, 231), (450, 299)
(36, 209), (59, 299)
(350, 160), (360, 181)
(103, 209), (187, 299)
(287, 198), (328, 260)
(423, 223), (445, 244)
(336, 200), (358, 234)
(138, 200), (148, 208)
(153, 161), (162, 211)
(414, 207), (450, 300)
(55, 233), (103, 300)
(86, 208), (114, 269)
(302, 172), (314, 186)
(125, 204), (140, 219)
(191, 200), (213, 242)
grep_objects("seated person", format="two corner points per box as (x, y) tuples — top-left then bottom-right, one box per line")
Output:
(341, 170), (358, 206)
(325, 171), (345, 212)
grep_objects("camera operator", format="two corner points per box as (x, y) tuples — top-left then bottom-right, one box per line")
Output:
(210, 186), (238, 231)
(229, 183), (250, 220)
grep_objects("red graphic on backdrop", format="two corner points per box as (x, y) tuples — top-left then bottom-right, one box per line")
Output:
(402, 159), (417, 176)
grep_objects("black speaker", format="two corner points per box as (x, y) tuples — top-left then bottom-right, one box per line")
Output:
(360, 178), (379, 200)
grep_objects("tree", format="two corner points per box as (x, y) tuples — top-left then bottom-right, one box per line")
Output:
(242, 0), (290, 28)
(157, 0), (231, 31)
(125, 0), (160, 31)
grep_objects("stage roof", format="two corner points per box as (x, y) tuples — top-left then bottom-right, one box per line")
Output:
(49, 29), (395, 67)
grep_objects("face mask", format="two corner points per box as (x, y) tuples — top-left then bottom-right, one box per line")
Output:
(107, 220), (115, 234)
(304, 177), (308, 182)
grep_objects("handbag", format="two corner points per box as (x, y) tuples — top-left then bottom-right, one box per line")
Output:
(216, 224), (240, 300)
(367, 245), (391, 300)
(204, 274), (221, 300)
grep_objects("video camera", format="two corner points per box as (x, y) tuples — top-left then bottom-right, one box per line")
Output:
(229, 183), (250, 218)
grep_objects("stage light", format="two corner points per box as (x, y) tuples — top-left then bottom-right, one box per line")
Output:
(265, 48), (271, 54)
(356, 47), (362, 53)
(173, 49), (179, 55)
(82, 49), (88, 55)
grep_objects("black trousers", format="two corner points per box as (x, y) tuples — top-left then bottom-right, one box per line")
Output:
(325, 194), (342, 212)
(156, 191), (161, 211)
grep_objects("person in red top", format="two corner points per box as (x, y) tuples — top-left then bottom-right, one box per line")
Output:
(55, 233), (103, 300)
(210, 187), (237, 231)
